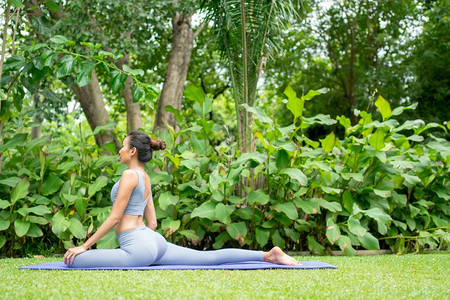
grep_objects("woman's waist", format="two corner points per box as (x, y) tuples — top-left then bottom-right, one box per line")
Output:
(115, 215), (145, 235)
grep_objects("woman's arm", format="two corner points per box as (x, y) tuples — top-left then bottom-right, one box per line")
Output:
(144, 189), (157, 230)
(64, 169), (138, 265)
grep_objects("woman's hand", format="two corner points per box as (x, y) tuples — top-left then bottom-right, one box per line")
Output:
(64, 245), (87, 266)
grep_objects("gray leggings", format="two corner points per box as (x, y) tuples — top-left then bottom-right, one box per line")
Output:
(70, 226), (263, 268)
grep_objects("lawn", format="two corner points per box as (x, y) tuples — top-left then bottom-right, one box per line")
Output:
(1, 252), (448, 299)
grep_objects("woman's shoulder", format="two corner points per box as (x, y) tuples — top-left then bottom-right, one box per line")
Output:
(120, 169), (139, 186)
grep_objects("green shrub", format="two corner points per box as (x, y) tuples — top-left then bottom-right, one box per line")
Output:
(149, 88), (449, 255)
(0, 88), (448, 256)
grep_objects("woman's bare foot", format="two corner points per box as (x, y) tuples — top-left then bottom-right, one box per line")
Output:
(263, 246), (300, 265)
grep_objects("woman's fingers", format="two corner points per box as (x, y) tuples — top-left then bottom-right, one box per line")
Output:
(64, 249), (74, 266)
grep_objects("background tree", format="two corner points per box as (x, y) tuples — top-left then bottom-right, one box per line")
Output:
(409, 0), (450, 123)
(153, 0), (207, 134)
(264, 0), (426, 128)
(202, 0), (300, 153)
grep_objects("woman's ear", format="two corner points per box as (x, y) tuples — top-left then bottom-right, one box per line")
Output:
(130, 147), (137, 156)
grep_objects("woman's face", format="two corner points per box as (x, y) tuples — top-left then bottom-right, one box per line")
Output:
(119, 136), (133, 164)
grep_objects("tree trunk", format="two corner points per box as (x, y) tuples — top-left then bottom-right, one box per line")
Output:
(116, 55), (143, 133)
(154, 11), (194, 134)
(72, 69), (119, 149)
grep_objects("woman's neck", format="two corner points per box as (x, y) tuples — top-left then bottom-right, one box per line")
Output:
(127, 160), (144, 170)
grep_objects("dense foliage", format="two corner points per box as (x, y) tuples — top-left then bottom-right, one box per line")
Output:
(0, 87), (448, 256)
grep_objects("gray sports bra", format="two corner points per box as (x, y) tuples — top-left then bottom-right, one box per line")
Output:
(111, 169), (150, 215)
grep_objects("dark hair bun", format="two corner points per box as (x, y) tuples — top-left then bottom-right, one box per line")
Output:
(128, 131), (166, 163)
(150, 139), (166, 151)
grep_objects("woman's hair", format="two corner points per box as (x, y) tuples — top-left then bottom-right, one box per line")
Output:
(127, 131), (166, 163)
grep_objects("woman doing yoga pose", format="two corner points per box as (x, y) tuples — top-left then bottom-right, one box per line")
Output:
(64, 131), (299, 267)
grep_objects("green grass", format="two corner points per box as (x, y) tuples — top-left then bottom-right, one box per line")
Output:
(1, 253), (449, 299)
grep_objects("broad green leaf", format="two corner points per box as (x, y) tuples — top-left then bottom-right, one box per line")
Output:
(284, 228), (300, 241)
(25, 43), (48, 52)
(302, 88), (327, 101)
(184, 85), (205, 103)
(373, 189), (391, 198)
(158, 192), (179, 210)
(11, 177), (29, 204)
(375, 95), (392, 121)
(307, 236), (325, 255)
(41, 174), (63, 196)
(14, 219), (30, 237)
(49, 35), (68, 44)
(75, 198), (88, 218)
(275, 149), (290, 170)
(43, 1), (60, 12)
(255, 228), (270, 247)
(0, 236), (5, 249)
(97, 229), (119, 249)
(132, 83), (144, 103)
(0, 219), (11, 231)
(51, 211), (69, 235)
(338, 115), (351, 130)
(226, 222), (247, 243)
(241, 104), (273, 125)
(273, 202), (298, 220)
(19, 205), (51, 216)
(310, 198), (342, 212)
(343, 191), (354, 213)
(358, 232), (380, 250)
(337, 235), (356, 256)
(56, 55), (74, 78)
(161, 218), (181, 236)
(280, 168), (307, 186)
(365, 208), (392, 223)
(76, 60), (95, 87)
(0, 177), (21, 187)
(213, 232), (229, 249)
(341, 173), (364, 182)
(284, 85), (303, 120)
(271, 230), (285, 248)
(27, 216), (48, 225)
(92, 122), (116, 135)
(68, 217), (86, 239)
(326, 218), (340, 244)
(26, 223), (43, 237)
(98, 50), (114, 58)
(191, 201), (216, 220)
(370, 128), (385, 150)
(179, 230), (201, 243)
(320, 131), (336, 153)
(123, 65), (145, 77)
(111, 71), (124, 94)
(293, 198), (320, 214)
(3, 55), (26, 71)
(0, 133), (27, 152)
(0, 200), (11, 209)
(302, 114), (337, 126)
(10, 0), (25, 8)
(391, 102), (418, 116)
(247, 189), (270, 205)
(348, 216), (367, 237)
(88, 176), (108, 198)
(215, 203), (234, 224)
(402, 174), (421, 187)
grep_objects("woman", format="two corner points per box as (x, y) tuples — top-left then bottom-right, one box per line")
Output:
(64, 131), (299, 267)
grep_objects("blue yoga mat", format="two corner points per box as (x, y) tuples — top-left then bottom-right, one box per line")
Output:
(19, 261), (337, 271)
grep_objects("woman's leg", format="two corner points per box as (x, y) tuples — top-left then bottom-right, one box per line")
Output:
(153, 242), (263, 265)
(70, 226), (167, 268)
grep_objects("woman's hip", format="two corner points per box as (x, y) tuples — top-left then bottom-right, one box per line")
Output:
(117, 225), (168, 258)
